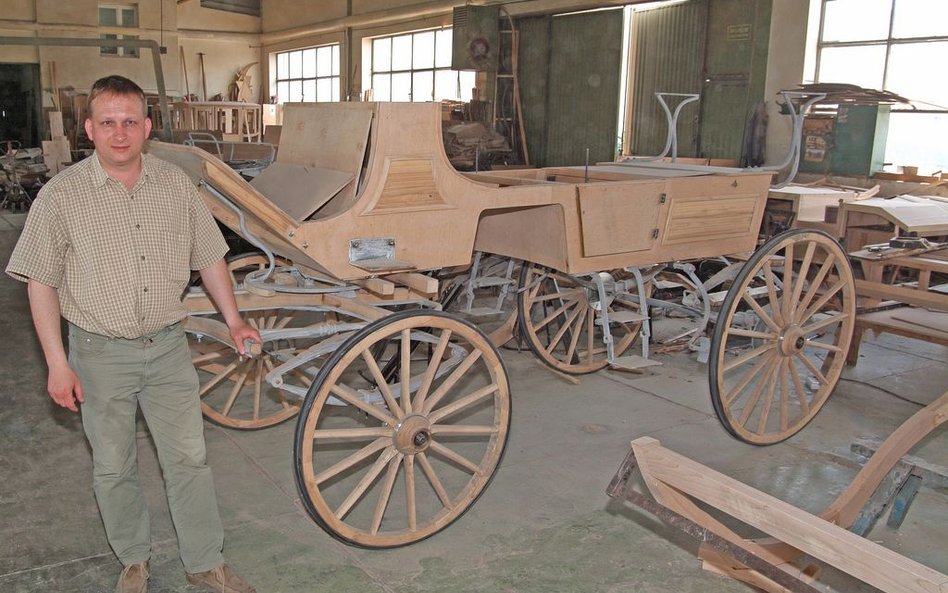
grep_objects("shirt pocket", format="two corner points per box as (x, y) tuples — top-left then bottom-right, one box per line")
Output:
(159, 232), (191, 294)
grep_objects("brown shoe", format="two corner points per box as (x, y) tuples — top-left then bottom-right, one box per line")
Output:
(186, 564), (257, 593)
(115, 561), (149, 593)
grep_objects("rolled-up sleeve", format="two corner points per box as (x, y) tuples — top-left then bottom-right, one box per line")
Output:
(187, 183), (229, 271)
(5, 194), (67, 287)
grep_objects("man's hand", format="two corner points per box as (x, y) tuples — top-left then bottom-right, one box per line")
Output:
(48, 361), (84, 412)
(228, 318), (262, 357)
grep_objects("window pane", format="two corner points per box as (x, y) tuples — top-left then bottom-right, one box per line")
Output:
(459, 71), (476, 101)
(302, 48), (316, 78)
(373, 74), (391, 101)
(289, 50), (302, 79)
(392, 35), (412, 70)
(302, 79), (316, 102)
(887, 42), (948, 106)
(99, 8), (117, 26)
(124, 34), (139, 57)
(317, 46), (332, 76)
(885, 112), (948, 171)
(391, 72), (411, 101)
(413, 31), (435, 69)
(317, 78), (331, 102)
(818, 45), (886, 89)
(822, 0), (893, 42)
(892, 0), (948, 38)
(289, 80), (303, 103)
(277, 52), (289, 79)
(277, 81), (289, 104)
(331, 77), (340, 101)
(100, 33), (118, 55)
(373, 38), (391, 72)
(332, 45), (340, 76)
(412, 71), (433, 102)
(122, 8), (137, 27)
(435, 29), (453, 68)
(434, 70), (458, 101)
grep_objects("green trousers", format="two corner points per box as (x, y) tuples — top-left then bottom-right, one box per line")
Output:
(69, 322), (224, 573)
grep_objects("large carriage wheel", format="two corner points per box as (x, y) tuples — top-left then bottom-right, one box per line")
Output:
(710, 229), (855, 445)
(294, 310), (511, 548)
(517, 263), (648, 374)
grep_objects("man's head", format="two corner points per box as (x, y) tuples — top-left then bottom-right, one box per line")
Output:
(84, 75), (152, 174)
(88, 75), (147, 119)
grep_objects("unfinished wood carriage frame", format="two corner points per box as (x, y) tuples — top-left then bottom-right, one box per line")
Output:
(149, 101), (861, 546)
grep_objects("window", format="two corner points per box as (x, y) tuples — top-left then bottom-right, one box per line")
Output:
(369, 29), (476, 102)
(99, 4), (139, 58)
(813, 0), (948, 171)
(275, 44), (341, 104)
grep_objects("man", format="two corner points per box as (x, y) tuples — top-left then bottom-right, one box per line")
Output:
(6, 75), (260, 593)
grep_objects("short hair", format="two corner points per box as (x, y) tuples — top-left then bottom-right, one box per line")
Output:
(88, 75), (147, 118)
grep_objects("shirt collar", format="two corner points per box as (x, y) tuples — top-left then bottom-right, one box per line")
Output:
(89, 151), (154, 189)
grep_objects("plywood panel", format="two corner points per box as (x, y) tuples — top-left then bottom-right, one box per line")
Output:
(368, 158), (447, 213)
(663, 194), (760, 244)
(578, 182), (664, 256)
(250, 162), (352, 222)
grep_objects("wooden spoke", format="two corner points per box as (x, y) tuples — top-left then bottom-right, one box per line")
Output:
(788, 359), (811, 415)
(221, 364), (251, 416)
(762, 260), (785, 326)
(417, 451), (453, 509)
(723, 351), (777, 407)
(370, 455), (401, 535)
(199, 359), (241, 396)
(795, 253), (836, 322)
(710, 230), (855, 445)
(413, 329), (452, 412)
(335, 447), (398, 520)
(430, 424), (499, 436)
(428, 383), (499, 424)
(400, 329), (412, 414)
(422, 349), (482, 415)
(295, 310), (510, 548)
(723, 341), (776, 373)
(330, 383), (398, 426)
(313, 427), (392, 440)
(428, 441), (481, 473)
(518, 263), (650, 374)
(360, 349), (403, 420)
(404, 455), (417, 530)
(316, 438), (391, 486)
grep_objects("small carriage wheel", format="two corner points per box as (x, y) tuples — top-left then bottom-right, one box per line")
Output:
(709, 229), (856, 445)
(517, 263), (648, 374)
(294, 310), (511, 548)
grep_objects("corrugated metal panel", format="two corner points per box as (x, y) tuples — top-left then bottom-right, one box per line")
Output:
(544, 9), (623, 167)
(517, 15), (552, 170)
(629, 0), (707, 157)
(699, 0), (771, 162)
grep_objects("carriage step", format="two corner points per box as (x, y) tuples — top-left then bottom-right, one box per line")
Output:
(596, 311), (648, 325)
(471, 277), (514, 288)
(609, 355), (662, 370)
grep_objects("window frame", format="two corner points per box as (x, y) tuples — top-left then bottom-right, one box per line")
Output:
(368, 28), (475, 103)
(814, 0), (948, 112)
(98, 3), (139, 59)
(273, 44), (341, 104)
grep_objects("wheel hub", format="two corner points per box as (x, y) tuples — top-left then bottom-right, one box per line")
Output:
(393, 415), (433, 454)
(778, 325), (807, 356)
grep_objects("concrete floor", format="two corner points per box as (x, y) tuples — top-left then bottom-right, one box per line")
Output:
(1, 210), (945, 593)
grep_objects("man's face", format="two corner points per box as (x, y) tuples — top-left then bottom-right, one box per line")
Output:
(84, 92), (152, 172)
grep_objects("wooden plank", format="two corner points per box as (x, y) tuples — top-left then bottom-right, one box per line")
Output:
(385, 272), (438, 295)
(48, 111), (65, 139)
(632, 437), (948, 593)
(843, 197), (948, 235)
(856, 279), (948, 311)
(249, 161), (353, 222)
(578, 181), (664, 256)
(822, 391), (948, 528)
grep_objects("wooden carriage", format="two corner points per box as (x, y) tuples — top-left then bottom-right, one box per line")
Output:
(149, 101), (857, 547)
